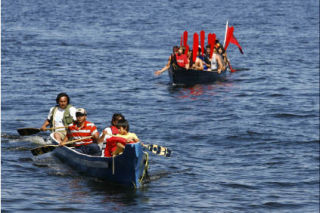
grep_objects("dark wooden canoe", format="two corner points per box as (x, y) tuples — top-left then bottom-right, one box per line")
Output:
(168, 65), (227, 85)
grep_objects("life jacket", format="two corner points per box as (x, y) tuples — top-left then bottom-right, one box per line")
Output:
(104, 136), (127, 157)
(110, 126), (119, 135)
(175, 53), (188, 68)
(50, 104), (74, 127)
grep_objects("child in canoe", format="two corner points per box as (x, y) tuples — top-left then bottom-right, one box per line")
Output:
(104, 119), (139, 157)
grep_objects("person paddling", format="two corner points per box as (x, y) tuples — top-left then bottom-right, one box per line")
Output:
(40, 93), (76, 143)
(61, 108), (101, 156)
(154, 46), (179, 76)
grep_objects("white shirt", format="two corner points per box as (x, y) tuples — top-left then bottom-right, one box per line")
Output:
(47, 106), (76, 129)
(99, 127), (113, 142)
(211, 53), (218, 70)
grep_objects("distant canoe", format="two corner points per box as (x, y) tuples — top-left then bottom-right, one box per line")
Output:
(49, 133), (149, 188)
(168, 65), (227, 85)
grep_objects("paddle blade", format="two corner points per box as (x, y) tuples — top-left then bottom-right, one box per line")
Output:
(144, 144), (171, 157)
(192, 33), (199, 62)
(17, 128), (41, 136)
(183, 31), (188, 47)
(200, 30), (205, 56)
(31, 145), (57, 156)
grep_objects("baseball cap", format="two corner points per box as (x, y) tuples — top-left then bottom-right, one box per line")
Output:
(76, 108), (87, 116)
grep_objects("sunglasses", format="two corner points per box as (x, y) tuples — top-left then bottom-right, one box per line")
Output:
(76, 113), (86, 117)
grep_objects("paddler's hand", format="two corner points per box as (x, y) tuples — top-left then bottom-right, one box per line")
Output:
(40, 126), (47, 131)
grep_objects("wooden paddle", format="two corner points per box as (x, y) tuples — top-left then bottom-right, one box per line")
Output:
(17, 126), (67, 136)
(31, 136), (92, 156)
(104, 132), (172, 157)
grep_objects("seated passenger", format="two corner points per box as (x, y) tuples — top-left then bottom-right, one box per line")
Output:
(191, 48), (204, 71)
(61, 108), (101, 156)
(98, 113), (125, 155)
(215, 40), (229, 66)
(104, 119), (139, 157)
(175, 46), (189, 69)
(209, 48), (226, 73)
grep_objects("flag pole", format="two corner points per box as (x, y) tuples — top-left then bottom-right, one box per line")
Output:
(223, 20), (228, 48)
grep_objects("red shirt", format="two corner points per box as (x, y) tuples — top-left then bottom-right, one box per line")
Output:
(67, 120), (98, 146)
(175, 53), (188, 68)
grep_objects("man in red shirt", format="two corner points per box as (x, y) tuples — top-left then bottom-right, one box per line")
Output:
(175, 46), (189, 69)
(61, 108), (101, 156)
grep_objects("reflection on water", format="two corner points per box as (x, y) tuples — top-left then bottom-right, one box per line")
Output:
(168, 81), (234, 100)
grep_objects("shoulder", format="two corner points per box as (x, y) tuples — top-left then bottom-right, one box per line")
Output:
(68, 122), (76, 129)
(128, 132), (138, 138)
(86, 121), (95, 126)
(69, 106), (77, 112)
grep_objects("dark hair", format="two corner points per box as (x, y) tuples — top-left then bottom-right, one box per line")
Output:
(116, 119), (129, 132)
(111, 113), (125, 126)
(56, 93), (70, 104)
(172, 46), (179, 53)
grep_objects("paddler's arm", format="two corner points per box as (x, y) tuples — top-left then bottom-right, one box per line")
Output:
(40, 119), (50, 131)
(60, 135), (69, 146)
(98, 130), (108, 143)
(154, 56), (171, 76)
(92, 132), (100, 144)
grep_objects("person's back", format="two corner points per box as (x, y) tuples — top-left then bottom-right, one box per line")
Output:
(210, 48), (226, 73)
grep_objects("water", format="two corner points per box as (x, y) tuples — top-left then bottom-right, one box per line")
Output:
(1, 0), (319, 212)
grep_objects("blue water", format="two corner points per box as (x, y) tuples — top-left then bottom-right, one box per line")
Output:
(1, 0), (319, 212)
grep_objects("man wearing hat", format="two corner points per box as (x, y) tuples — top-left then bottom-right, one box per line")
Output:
(61, 108), (101, 156)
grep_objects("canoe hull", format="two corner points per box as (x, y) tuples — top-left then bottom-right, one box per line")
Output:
(50, 133), (148, 188)
(168, 65), (227, 85)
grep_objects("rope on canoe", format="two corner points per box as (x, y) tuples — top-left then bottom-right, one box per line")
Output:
(139, 151), (149, 184)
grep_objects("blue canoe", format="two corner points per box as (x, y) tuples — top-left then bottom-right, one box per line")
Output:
(168, 65), (227, 85)
(49, 133), (149, 188)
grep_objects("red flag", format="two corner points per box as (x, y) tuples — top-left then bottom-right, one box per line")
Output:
(200, 30), (205, 56)
(192, 33), (199, 62)
(224, 26), (243, 54)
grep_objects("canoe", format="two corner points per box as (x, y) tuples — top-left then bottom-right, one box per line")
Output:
(49, 133), (149, 188)
(168, 65), (227, 85)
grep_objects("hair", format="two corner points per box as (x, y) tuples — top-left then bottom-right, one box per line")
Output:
(56, 92), (70, 104)
(111, 113), (125, 126)
(172, 46), (179, 53)
(116, 119), (129, 132)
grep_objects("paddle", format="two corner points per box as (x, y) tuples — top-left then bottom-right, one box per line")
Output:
(31, 136), (92, 156)
(105, 133), (172, 157)
(17, 126), (67, 136)
(142, 143), (171, 157)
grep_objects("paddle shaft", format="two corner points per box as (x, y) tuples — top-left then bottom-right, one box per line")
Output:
(103, 132), (171, 157)
(45, 126), (68, 131)
(31, 136), (93, 156)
